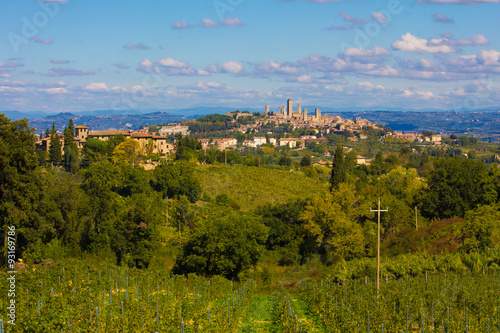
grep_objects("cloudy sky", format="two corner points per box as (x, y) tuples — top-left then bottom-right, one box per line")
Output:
(1, 0), (500, 113)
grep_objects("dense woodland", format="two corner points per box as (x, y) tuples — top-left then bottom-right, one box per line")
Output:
(2, 113), (500, 282)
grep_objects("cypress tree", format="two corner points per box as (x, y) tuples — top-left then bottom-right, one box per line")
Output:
(49, 131), (62, 164)
(63, 119), (79, 173)
(175, 133), (184, 160)
(330, 145), (346, 191)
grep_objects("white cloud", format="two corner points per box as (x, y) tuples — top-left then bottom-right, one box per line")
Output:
(84, 82), (110, 92)
(0, 86), (26, 93)
(339, 11), (369, 25)
(207, 61), (244, 74)
(402, 90), (434, 99)
(454, 34), (489, 46)
(255, 61), (301, 76)
(30, 36), (53, 45)
(140, 59), (154, 67)
(476, 49), (500, 65)
(297, 75), (312, 83)
(123, 43), (150, 50)
(371, 11), (388, 24)
(353, 81), (376, 92)
(111, 86), (127, 92)
(392, 33), (456, 53)
(344, 46), (390, 57)
(137, 58), (210, 76)
(0, 62), (23, 68)
(432, 13), (454, 23)
(201, 17), (244, 27)
(49, 59), (70, 64)
(38, 87), (68, 94)
(221, 18), (244, 26)
(157, 58), (189, 68)
(172, 20), (189, 29)
(201, 18), (219, 28)
(45, 67), (95, 76)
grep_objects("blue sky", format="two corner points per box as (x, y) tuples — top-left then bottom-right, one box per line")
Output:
(1, 0), (500, 112)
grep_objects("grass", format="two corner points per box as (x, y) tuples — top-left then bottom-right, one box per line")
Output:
(195, 164), (329, 211)
(288, 293), (328, 333)
(238, 294), (280, 333)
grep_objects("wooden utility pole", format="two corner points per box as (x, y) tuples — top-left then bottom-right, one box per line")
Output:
(370, 198), (388, 298)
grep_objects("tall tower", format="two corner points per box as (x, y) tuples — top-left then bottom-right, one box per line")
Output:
(315, 108), (321, 121)
(297, 102), (301, 115)
(265, 105), (269, 115)
(287, 99), (293, 117)
(75, 125), (89, 141)
(283, 105), (287, 118)
(303, 108), (307, 122)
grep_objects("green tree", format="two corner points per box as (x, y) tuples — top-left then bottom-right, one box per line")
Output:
(330, 145), (346, 191)
(300, 155), (312, 167)
(106, 134), (126, 157)
(112, 193), (161, 268)
(421, 157), (497, 219)
(175, 133), (185, 160)
(243, 153), (256, 166)
(153, 161), (201, 203)
(279, 156), (292, 166)
(116, 164), (152, 197)
(462, 204), (500, 253)
(172, 207), (269, 279)
(80, 161), (122, 254)
(112, 138), (140, 165)
(49, 122), (62, 164)
(0, 114), (46, 261)
(379, 166), (425, 206)
(63, 119), (79, 173)
(82, 138), (108, 165)
(300, 195), (365, 263)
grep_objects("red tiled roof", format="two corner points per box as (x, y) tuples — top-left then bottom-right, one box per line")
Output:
(131, 132), (153, 138)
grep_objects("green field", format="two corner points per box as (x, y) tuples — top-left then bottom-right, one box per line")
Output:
(195, 165), (328, 211)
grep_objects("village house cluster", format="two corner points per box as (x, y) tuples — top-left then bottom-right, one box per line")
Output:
(387, 131), (442, 144)
(35, 99), (443, 159)
(35, 125), (177, 155)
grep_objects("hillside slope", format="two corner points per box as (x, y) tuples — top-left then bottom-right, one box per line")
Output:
(195, 165), (329, 211)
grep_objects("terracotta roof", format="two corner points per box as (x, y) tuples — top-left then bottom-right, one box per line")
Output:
(131, 132), (153, 138)
(89, 130), (131, 136)
(75, 125), (89, 129)
(40, 134), (64, 141)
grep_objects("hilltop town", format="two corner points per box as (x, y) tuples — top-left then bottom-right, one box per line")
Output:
(34, 98), (496, 170)
(34, 98), (382, 161)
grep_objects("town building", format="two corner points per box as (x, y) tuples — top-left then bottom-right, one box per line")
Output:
(253, 137), (267, 146)
(159, 124), (190, 136)
(279, 138), (298, 148)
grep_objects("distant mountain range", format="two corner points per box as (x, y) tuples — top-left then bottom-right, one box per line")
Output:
(2, 106), (500, 141)
(3, 105), (500, 122)
(1, 106), (261, 121)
